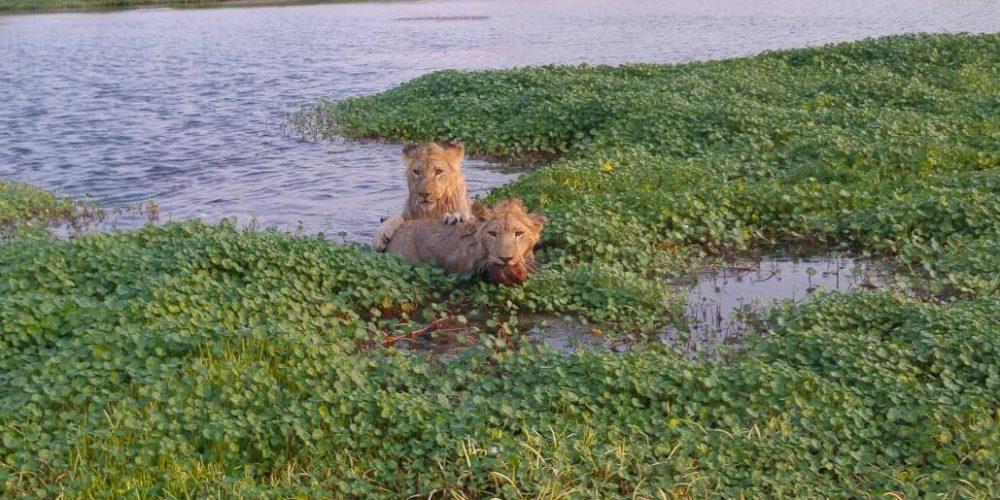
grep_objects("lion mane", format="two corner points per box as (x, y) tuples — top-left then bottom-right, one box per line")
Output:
(385, 199), (545, 285)
(372, 141), (473, 251)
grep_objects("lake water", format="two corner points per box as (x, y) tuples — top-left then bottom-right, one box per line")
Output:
(2, 0), (999, 241)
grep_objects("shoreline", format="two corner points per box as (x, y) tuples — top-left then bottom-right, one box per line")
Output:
(0, 0), (394, 15)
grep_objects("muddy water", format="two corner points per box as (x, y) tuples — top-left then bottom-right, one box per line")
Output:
(3, 1), (999, 241)
(685, 256), (883, 337)
(528, 255), (888, 359)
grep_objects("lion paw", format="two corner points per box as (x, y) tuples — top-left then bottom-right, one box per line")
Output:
(441, 211), (473, 225)
(373, 216), (404, 251)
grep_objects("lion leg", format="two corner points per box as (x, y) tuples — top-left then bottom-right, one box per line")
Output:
(373, 215), (404, 251)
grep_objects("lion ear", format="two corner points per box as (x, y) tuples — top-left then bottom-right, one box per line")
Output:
(443, 141), (465, 165)
(471, 200), (492, 221)
(402, 142), (421, 159)
(529, 213), (547, 230)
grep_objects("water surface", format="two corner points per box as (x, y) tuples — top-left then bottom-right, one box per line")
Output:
(529, 255), (888, 359)
(2, 0), (998, 240)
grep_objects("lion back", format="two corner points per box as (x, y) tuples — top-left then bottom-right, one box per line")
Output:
(384, 219), (482, 274)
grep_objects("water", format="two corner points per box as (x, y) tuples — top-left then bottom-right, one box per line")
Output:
(670, 255), (886, 357)
(685, 256), (883, 338)
(528, 255), (888, 359)
(2, 1), (999, 241)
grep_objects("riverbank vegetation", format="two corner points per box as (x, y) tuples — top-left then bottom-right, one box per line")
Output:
(0, 0), (359, 14)
(1, 0), (218, 12)
(0, 180), (96, 240)
(3, 33), (1000, 496)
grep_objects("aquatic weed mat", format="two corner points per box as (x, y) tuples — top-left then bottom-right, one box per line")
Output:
(3, 33), (1000, 496)
(2, 227), (998, 496)
(0, 180), (109, 241)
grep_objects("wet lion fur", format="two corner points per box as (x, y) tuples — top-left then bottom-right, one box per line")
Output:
(385, 199), (545, 284)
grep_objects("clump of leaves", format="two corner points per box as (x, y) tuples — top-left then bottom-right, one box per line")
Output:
(0, 180), (100, 240)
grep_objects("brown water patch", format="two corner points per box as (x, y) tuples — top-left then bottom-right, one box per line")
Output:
(528, 254), (891, 360)
(387, 255), (892, 360)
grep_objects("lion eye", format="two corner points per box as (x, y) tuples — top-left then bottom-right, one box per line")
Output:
(412, 169), (420, 176)
(435, 169), (444, 175)
(488, 231), (498, 237)
(515, 231), (525, 237)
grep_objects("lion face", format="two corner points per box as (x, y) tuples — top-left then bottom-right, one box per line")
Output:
(403, 141), (466, 216)
(473, 199), (546, 284)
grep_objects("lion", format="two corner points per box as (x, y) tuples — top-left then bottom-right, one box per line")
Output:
(384, 198), (545, 285)
(372, 141), (473, 251)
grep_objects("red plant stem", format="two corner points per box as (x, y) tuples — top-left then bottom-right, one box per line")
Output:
(382, 317), (447, 346)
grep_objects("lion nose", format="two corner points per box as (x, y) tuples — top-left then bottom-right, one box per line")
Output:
(418, 192), (431, 199)
(499, 256), (514, 265)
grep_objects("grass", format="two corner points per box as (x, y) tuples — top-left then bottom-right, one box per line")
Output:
(3, 33), (1000, 496)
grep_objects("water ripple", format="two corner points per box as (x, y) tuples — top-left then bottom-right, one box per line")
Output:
(1, 0), (998, 242)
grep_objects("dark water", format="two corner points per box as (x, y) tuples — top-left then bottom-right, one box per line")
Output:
(2, 0), (998, 241)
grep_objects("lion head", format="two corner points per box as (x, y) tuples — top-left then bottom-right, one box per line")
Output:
(473, 199), (546, 285)
(383, 198), (546, 286)
(401, 141), (470, 220)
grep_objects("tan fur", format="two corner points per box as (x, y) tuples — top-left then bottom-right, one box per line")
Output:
(385, 199), (545, 277)
(373, 141), (473, 251)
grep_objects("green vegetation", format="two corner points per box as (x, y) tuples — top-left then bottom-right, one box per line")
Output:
(4, 33), (1000, 496)
(0, 0), (220, 12)
(1, 0), (178, 11)
(0, 180), (94, 240)
(0, 0), (365, 14)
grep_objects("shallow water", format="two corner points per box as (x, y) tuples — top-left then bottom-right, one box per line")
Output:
(2, 1), (999, 241)
(528, 255), (888, 359)
(685, 255), (884, 337)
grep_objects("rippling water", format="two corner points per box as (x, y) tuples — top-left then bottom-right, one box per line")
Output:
(1, 0), (998, 241)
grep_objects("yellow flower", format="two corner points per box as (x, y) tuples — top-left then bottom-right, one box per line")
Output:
(601, 161), (614, 173)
